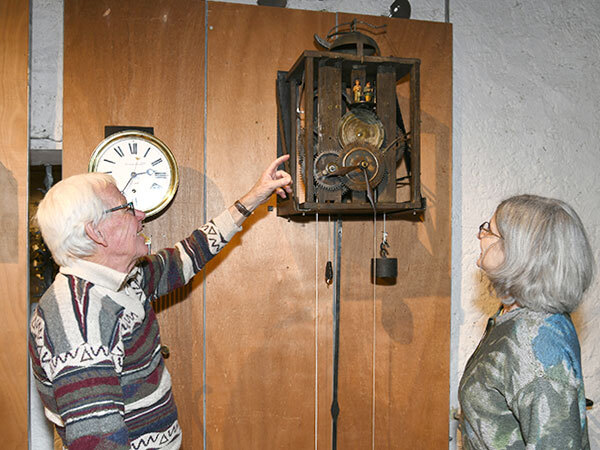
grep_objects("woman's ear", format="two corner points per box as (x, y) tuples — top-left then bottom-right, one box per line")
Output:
(85, 222), (108, 247)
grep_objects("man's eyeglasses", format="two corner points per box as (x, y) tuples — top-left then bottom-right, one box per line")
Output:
(478, 221), (502, 239)
(104, 202), (136, 216)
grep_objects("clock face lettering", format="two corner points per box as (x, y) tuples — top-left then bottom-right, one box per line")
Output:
(89, 130), (179, 217)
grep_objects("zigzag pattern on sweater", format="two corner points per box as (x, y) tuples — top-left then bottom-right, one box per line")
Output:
(199, 220), (225, 254)
(130, 420), (181, 450)
(41, 343), (123, 380)
(30, 211), (237, 449)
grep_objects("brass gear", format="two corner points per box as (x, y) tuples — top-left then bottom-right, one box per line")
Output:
(338, 108), (385, 149)
(338, 143), (385, 191)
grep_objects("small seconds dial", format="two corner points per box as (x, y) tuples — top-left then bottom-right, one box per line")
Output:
(88, 130), (179, 217)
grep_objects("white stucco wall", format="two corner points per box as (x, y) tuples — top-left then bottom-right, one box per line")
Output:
(30, 0), (600, 448)
(451, 1), (600, 448)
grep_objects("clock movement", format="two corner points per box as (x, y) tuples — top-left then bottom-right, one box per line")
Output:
(276, 20), (425, 216)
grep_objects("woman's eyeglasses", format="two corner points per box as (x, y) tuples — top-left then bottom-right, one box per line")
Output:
(478, 221), (502, 239)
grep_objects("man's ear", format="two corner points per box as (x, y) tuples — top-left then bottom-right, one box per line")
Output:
(85, 222), (108, 247)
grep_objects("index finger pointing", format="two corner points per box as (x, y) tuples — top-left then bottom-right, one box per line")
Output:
(267, 154), (290, 173)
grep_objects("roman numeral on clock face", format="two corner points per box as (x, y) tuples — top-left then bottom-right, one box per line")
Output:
(90, 132), (178, 218)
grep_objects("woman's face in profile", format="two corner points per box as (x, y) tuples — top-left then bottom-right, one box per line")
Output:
(477, 214), (504, 271)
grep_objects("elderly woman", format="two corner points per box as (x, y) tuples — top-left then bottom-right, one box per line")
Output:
(459, 194), (594, 449)
(29, 156), (291, 449)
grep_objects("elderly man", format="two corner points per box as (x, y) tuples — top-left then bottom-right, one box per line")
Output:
(29, 155), (292, 449)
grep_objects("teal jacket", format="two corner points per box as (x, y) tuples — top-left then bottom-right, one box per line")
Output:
(459, 306), (589, 449)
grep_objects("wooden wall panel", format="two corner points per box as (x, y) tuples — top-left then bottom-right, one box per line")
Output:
(0, 0), (29, 447)
(334, 14), (453, 449)
(63, 2), (451, 448)
(204, 5), (335, 448)
(205, 5), (452, 449)
(63, 0), (207, 444)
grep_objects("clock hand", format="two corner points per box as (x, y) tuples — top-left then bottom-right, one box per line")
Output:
(121, 169), (160, 194)
(121, 156), (144, 194)
(121, 172), (138, 193)
(145, 168), (167, 178)
(121, 170), (149, 192)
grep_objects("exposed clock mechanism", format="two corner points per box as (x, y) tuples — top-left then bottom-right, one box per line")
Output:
(276, 19), (425, 216)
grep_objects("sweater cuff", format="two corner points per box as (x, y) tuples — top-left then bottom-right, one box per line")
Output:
(212, 209), (242, 243)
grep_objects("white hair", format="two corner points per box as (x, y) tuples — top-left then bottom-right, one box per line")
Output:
(35, 173), (116, 267)
(486, 194), (595, 313)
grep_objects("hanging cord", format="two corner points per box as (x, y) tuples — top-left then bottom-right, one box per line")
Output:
(381, 213), (389, 257)
(326, 215), (333, 284)
(315, 211), (319, 450)
(371, 210), (377, 450)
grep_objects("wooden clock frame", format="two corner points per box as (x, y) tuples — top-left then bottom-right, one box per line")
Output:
(276, 47), (425, 217)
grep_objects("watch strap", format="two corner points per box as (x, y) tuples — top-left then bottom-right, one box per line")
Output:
(234, 200), (252, 217)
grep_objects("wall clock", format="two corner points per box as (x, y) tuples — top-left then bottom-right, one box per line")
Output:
(88, 130), (179, 217)
(276, 20), (424, 217)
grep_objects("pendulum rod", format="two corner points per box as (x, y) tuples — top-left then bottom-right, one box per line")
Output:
(331, 217), (342, 450)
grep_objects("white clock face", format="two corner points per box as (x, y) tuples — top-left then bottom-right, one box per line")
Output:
(89, 131), (179, 217)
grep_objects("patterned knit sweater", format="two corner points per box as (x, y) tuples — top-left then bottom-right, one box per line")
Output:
(459, 306), (589, 449)
(29, 210), (240, 449)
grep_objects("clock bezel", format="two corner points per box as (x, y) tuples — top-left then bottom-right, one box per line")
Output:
(88, 130), (179, 218)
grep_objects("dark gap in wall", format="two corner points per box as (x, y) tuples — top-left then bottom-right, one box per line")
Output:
(29, 164), (61, 303)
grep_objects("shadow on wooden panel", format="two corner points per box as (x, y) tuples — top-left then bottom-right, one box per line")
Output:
(0, 162), (18, 263)
(340, 104), (451, 351)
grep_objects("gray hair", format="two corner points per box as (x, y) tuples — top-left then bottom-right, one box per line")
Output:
(486, 194), (594, 313)
(36, 173), (116, 267)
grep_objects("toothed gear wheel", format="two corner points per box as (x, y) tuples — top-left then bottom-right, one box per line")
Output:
(297, 132), (318, 184)
(314, 150), (345, 191)
(297, 131), (307, 181)
(338, 143), (385, 191)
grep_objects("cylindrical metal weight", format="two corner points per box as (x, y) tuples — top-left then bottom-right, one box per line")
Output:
(371, 257), (398, 278)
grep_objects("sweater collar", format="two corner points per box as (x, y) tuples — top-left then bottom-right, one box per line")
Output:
(60, 258), (139, 291)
